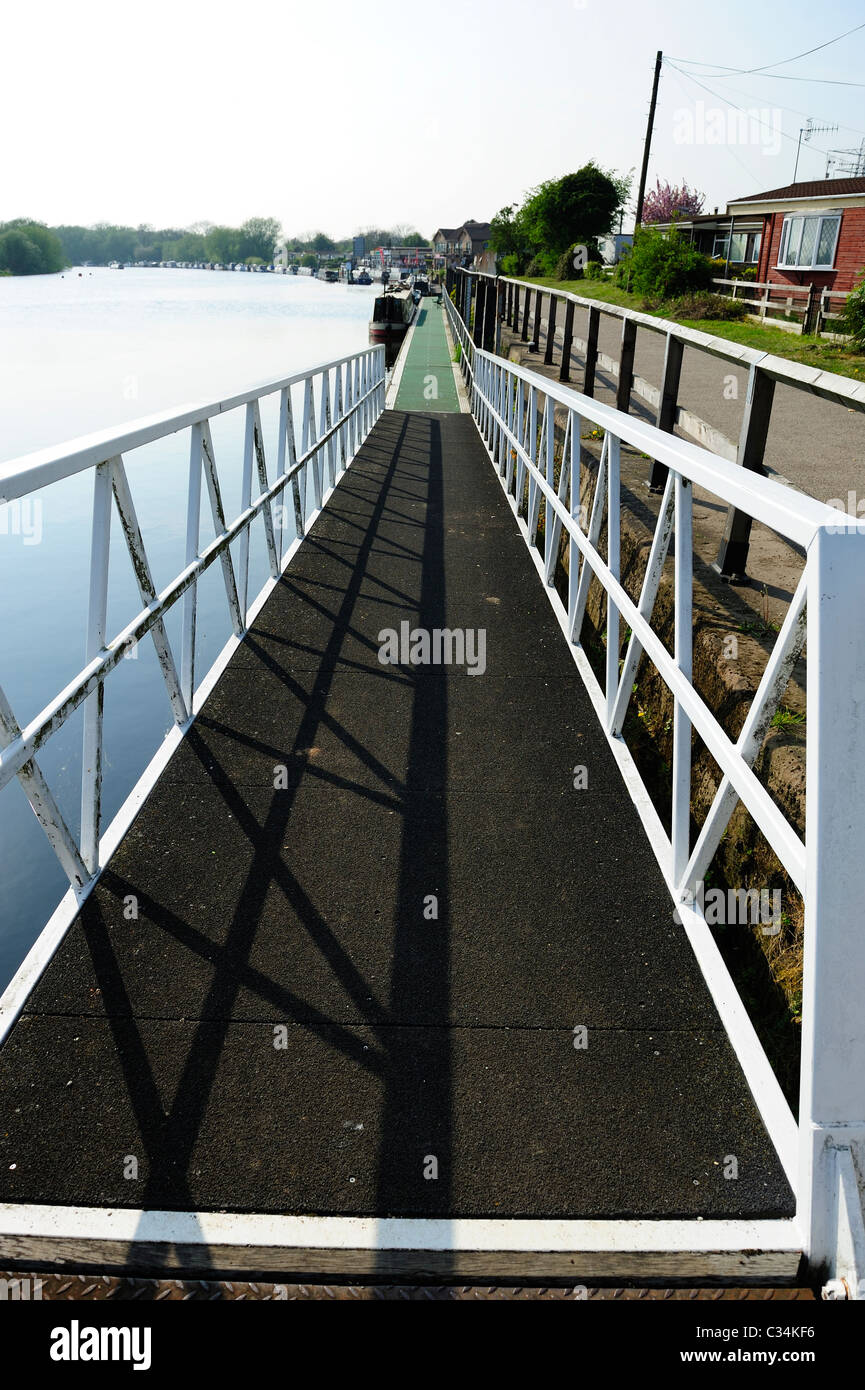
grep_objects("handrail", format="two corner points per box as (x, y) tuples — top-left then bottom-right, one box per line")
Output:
(461, 318), (865, 1284)
(463, 269), (865, 409)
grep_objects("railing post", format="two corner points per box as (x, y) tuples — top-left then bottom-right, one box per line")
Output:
(671, 474), (693, 886)
(583, 305), (599, 395)
(558, 300), (575, 383)
(616, 317), (637, 413)
(80, 459), (113, 874)
(531, 289), (542, 353)
(521, 283), (531, 342)
(512, 283), (520, 336)
(180, 425), (202, 710)
(799, 524), (865, 1279)
(713, 364), (775, 583)
(605, 434), (621, 726)
(647, 332), (684, 492)
(544, 292), (558, 366)
(495, 279), (505, 356)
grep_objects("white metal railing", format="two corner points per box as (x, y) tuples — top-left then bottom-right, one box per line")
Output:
(467, 344), (865, 1289)
(0, 344), (385, 1005)
(443, 287), (475, 387)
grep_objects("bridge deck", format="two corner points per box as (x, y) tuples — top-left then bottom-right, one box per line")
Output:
(0, 410), (793, 1224)
(393, 298), (460, 412)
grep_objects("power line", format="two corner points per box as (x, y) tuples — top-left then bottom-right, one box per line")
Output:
(662, 66), (767, 191)
(665, 59), (840, 157)
(670, 69), (865, 89)
(702, 74), (865, 142)
(669, 21), (865, 76)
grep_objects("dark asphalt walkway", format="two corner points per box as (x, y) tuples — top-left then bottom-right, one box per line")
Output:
(0, 411), (793, 1221)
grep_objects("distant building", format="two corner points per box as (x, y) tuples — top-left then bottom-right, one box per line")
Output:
(598, 233), (633, 265)
(432, 220), (492, 268)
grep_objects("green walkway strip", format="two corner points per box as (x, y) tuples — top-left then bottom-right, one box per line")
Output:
(394, 298), (461, 412)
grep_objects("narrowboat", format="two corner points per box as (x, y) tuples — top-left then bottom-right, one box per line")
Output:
(369, 287), (415, 345)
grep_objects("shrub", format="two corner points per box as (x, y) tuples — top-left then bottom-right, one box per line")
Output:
(625, 226), (713, 298)
(843, 277), (865, 348)
(553, 246), (582, 280)
(584, 261), (605, 280)
(667, 292), (748, 321)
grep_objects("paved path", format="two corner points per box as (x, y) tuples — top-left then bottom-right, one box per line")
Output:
(529, 297), (865, 502)
(0, 412), (792, 1222)
(394, 299), (460, 412)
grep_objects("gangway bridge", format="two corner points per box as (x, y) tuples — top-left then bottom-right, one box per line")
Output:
(0, 292), (863, 1292)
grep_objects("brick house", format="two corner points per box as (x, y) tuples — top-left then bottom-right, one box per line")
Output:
(727, 177), (865, 292)
(432, 220), (492, 268)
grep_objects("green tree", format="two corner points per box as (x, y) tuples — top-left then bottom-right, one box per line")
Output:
(519, 165), (631, 274)
(311, 231), (336, 254)
(205, 226), (240, 263)
(238, 216), (281, 263)
(0, 220), (65, 275)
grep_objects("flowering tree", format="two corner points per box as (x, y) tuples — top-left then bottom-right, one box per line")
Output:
(641, 180), (705, 224)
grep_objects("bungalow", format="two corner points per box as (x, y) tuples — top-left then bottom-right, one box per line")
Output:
(650, 209), (764, 270)
(727, 176), (865, 292)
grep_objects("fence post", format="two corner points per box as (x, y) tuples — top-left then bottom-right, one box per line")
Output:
(494, 279), (505, 355)
(521, 284), (531, 342)
(474, 277), (487, 347)
(544, 292), (558, 366)
(804, 283), (819, 336)
(713, 364), (775, 582)
(559, 301), (575, 383)
(616, 317), (637, 413)
(799, 524), (865, 1281)
(647, 332), (684, 492)
(583, 305), (600, 396)
(531, 289), (542, 353)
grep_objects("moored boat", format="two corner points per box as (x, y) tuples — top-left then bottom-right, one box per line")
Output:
(369, 287), (415, 345)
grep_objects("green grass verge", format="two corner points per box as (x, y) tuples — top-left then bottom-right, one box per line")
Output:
(520, 275), (865, 381)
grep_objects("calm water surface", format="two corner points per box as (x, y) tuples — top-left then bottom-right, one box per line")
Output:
(0, 267), (378, 988)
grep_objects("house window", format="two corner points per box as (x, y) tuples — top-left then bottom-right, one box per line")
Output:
(750, 232), (762, 263)
(712, 235), (729, 259)
(777, 212), (841, 269)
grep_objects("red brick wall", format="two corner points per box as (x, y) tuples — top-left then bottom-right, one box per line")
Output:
(758, 206), (865, 290)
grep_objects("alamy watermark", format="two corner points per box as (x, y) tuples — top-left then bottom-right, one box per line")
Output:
(673, 101), (782, 157)
(0, 498), (43, 545)
(675, 880), (782, 936)
(378, 622), (487, 675)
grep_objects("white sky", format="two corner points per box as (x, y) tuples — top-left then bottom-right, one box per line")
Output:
(3, 0), (865, 238)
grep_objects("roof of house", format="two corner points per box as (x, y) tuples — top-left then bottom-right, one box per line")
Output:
(434, 220), (492, 242)
(729, 176), (865, 206)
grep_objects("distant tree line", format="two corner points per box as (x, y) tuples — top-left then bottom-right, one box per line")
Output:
(0, 219), (66, 276)
(0, 216), (430, 276)
(51, 217), (283, 267)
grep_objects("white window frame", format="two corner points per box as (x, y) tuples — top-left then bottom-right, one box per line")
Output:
(777, 212), (841, 270)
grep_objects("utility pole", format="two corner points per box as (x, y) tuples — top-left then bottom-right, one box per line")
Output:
(634, 50), (663, 232)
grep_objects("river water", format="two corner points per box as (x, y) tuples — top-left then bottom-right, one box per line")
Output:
(0, 267), (378, 989)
